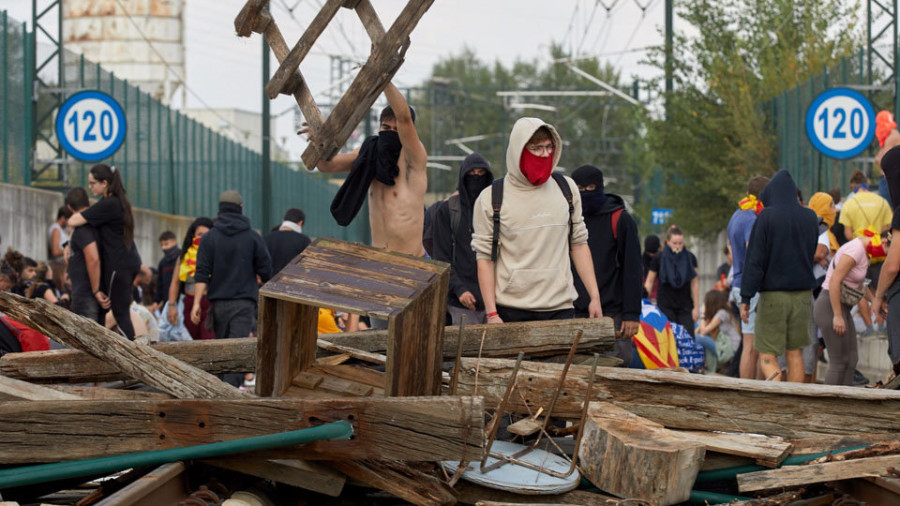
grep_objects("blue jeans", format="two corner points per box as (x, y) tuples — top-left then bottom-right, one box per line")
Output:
(695, 334), (717, 355)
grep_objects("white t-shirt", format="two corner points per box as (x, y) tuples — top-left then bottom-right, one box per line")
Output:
(813, 231), (831, 279)
(47, 222), (68, 258)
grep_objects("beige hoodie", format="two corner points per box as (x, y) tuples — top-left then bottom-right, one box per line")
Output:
(472, 118), (588, 311)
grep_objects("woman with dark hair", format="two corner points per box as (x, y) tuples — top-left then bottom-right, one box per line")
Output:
(68, 164), (142, 340)
(167, 217), (215, 340)
(643, 225), (700, 336)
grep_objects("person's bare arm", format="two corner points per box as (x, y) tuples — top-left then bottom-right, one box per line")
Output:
(570, 243), (603, 318)
(315, 147), (361, 174)
(829, 255), (857, 336)
(844, 225), (854, 242)
(383, 83), (427, 172)
(643, 271), (657, 299)
(477, 259), (501, 323)
(875, 229), (900, 322)
(68, 212), (86, 227)
(698, 315), (722, 336)
(50, 228), (64, 258)
(190, 282), (208, 325)
(691, 276), (700, 322)
(814, 243), (829, 265)
(83, 242), (109, 309)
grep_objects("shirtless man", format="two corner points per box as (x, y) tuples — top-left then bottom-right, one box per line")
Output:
(311, 83), (427, 257)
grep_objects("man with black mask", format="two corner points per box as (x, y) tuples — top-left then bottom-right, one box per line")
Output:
(432, 153), (494, 324)
(310, 82), (427, 260)
(571, 165), (642, 363)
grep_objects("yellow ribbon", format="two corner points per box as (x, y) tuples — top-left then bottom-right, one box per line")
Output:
(738, 195), (764, 215)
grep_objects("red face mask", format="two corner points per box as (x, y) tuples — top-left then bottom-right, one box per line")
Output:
(520, 147), (554, 186)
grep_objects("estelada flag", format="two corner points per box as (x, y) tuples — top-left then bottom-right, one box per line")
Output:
(633, 303), (679, 369)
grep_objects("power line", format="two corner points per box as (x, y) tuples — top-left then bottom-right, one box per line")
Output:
(112, 0), (251, 137)
(576, 1), (603, 56)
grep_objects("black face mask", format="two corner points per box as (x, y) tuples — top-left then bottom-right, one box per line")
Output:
(580, 190), (607, 215)
(463, 173), (491, 202)
(374, 130), (402, 186)
(163, 246), (179, 259)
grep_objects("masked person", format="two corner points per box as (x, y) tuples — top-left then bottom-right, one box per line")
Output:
(814, 228), (888, 385)
(432, 153), (494, 325)
(740, 170), (819, 383)
(472, 118), (602, 323)
(644, 225), (699, 336)
(570, 165), (642, 362)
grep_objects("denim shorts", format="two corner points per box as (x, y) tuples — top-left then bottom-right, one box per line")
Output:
(731, 286), (758, 335)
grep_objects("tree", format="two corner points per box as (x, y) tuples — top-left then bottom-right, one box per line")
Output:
(643, 0), (861, 236)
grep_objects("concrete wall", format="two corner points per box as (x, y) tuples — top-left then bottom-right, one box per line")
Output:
(0, 182), (193, 269)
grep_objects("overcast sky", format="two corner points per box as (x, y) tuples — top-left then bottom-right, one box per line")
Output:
(7, 0), (668, 158)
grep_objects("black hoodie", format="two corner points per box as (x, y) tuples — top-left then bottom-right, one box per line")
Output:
(154, 246), (181, 304)
(572, 193), (643, 321)
(194, 210), (273, 302)
(432, 153), (494, 309)
(740, 170), (818, 304)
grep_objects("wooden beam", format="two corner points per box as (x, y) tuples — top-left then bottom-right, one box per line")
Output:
(788, 434), (900, 455)
(737, 455), (900, 492)
(670, 430), (791, 468)
(256, 298), (318, 397)
(205, 458), (345, 497)
(47, 385), (172, 401)
(0, 396), (484, 464)
(330, 460), (457, 506)
(0, 374), (82, 401)
(353, 0), (385, 43)
(454, 357), (900, 439)
(318, 339), (386, 365)
(579, 402), (704, 505)
(454, 482), (623, 506)
(0, 292), (248, 400)
(94, 462), (186, 506)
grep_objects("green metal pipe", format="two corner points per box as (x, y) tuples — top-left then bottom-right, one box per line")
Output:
(689, 490), (752, 504)
(0, 420), (352, 489)
(695, 444), (867, 483)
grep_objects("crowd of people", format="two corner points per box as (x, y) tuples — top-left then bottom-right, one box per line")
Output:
(3, 82), (900, 390)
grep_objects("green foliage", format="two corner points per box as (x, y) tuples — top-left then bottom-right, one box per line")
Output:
(644, 0), (861, 237)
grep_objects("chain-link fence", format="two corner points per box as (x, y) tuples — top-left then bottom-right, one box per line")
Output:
(1, 10), (368, 243)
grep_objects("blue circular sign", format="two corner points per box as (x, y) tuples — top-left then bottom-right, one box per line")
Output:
(805, 88), (876, 160)
(55, 90), (127, 163)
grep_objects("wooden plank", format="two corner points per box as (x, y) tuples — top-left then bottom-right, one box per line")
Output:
(0, 338), (257, 384)
(454, 482), (623, 506)
(788, 434), (900, 455)
(265, 0), (344, 98)
(579, 402), (704, 505)
(256, 298), (317, 397)
(311, 364), (385, 390)
(0, 292), (247, 400)
(0, 396), (484, 464)
(0, 374), (83, 401)
(670, 430), (792, 467)
(95, 462), (186, 506)
(300, 0), (435, 168)
(205, 458), (345, 497)
(387, 269), (448, 396)
(318, 339), (386, 365)
(48, 385), (172, 400)
(354, 0), (385, 43)
(737, 455), (900, 492)
(314, 239), (446, 274)
(330, 460), (457, 506)
(454, 357), (900, 439)
(330, 318), (616, 358)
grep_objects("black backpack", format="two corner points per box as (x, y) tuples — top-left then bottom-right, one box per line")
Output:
(490, 173), (574, 262)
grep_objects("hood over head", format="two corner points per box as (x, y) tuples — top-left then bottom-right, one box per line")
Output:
(759, 170), (801, 208)
(214, 210), (251, 236)
(808, 192), (836, 227)
(505, 118), (562, 188)
(457, 153), (494, 208)
(571, 164), (608, 215)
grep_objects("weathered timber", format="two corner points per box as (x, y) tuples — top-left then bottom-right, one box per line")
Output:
(0, 338), (257, 384)
(0, 374), (83, 401)
(0, 292), (248, 399)
(94, 462), (187, 506)
(670, 430), (791, 467)
(578, 402), (704, 506)
(258, 239), (448, 398)
(788, 434), (900, 455)
(833, 476), (900, 505)
(205, 458), (345, 497)
(330, 318), (616, 358)
(318, 338), (386, 365)
(455, 358), (900, 439)
(47, 385), (172, 400)
(0, 396), (484, 464)
(331, 460), (457, 506)
(1, 318), (616, 384)
(737, 455), (900, 492)
(454, 482), (627, 506)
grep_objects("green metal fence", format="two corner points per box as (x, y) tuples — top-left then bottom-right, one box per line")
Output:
(0, 11), (368, 243)
(768, 48), (894, 199)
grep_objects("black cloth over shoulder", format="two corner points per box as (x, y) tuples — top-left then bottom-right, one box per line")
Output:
(330, 131), (402, 226)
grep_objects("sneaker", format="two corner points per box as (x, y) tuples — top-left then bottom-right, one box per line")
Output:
(853, 369), (870, 386)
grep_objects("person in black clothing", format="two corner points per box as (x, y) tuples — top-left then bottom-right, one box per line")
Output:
(740, 170), (818, 383)
(644, 225), (699, 336)
(154, 231), (180, 313)
(432, 153), (494, 324)
(642, 235), (661, 299)
(570, 165), (642, 362)
(264, 208), (312, 273)
(66, 187), (105, 324)
(192, 190), (273, 386)
(68, 164), (142, 340)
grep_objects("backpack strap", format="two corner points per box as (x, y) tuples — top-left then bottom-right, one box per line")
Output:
(490, 178), (504, 262)
(551, 173), (574, 246)
(448, 195), (461, 265)
(611, 208), (623, 240)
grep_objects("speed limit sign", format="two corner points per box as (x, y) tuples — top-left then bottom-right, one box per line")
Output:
(805, 88), (876, 160)
(55, 90), (127, 163)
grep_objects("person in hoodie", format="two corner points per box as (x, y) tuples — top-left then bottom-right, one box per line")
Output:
(432, 153), (494, 325)
(570, 165), (642, 361)
(192, 190), (273, 385)
(472, 118), (603, 323)
(740, 170), (818, 383)
(264, 208), (312, 273)
(154, 231), (180, 313)
(644, 225), (699, 336)
(727, 176), (769, 379)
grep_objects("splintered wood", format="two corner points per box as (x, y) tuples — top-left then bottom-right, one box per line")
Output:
(233, 0), (435, 169)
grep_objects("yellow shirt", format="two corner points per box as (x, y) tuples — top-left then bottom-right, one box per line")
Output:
(839, 191), (893, 238)
(317, 308), (341, 334)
